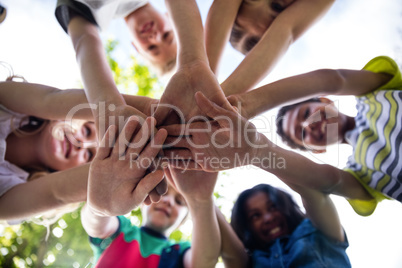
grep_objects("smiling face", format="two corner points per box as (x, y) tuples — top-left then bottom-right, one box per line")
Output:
(37, 120), (97, 171)
(230, 0), (296, 54)
(281, 101), (346, 152)
(246, 191), (289, 244)
(142, 186), (188, 235)
(125, 4), (176, 72)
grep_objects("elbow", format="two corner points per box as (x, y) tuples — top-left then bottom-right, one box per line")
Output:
(315, 69), (347, 95)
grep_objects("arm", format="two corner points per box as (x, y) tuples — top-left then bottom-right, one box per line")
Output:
(80, 204), (119, 239)
(0, 81), (158, 120)
(67, 15), (146, 137)
(164, 168), (220, 268)
(282, 180), (345, 242)
(0, 163), (89, 221)
(164, 92), (371, 202)
(229, 69), (393, 119)
(154, 0), (234, 125)
(216, 207), (249, 268)
(222, 0), (335, 95)
(205, 0), (243, 74)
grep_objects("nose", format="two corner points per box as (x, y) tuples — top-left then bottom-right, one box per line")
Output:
(147, 30), (161, 43)
(160, 194), (174, 207)
(263, 212), (275, 224)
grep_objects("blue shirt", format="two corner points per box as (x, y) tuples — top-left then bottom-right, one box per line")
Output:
(251, 219), (351, 268)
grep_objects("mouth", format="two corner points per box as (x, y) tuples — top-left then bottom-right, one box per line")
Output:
(141, 21), (154, 34)
(155, 207), (170, 217)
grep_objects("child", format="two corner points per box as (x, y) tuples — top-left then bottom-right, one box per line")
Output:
(205, 0), (334, 95)
(163, 56), (400, 217)
(82, 123), (221, 267)
(230, 183), (351, 267)
(56, 0), (177, 75)
(0, 71), (165, 222)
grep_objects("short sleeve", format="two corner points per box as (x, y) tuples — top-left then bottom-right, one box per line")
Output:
(55, 0), (98, 33)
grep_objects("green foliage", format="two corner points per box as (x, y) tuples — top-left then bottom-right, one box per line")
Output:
(105, 39), (163, 98)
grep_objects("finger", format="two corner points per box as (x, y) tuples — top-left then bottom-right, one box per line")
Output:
(95, 125), (117, 160)
(164, 136), (192, 149)
(112, 116), (141, 159)
(135, 128), (167, 168)
(161, 123), (189, 136)
(195, 91), (234, 128)
(126, 117), (156, 159)
(153, 104), (172, 127)
(131, 170), (165, 204)
(148, 188), (162, 203)
(143, 195), (152, 206)
(155, 177), (168, 196)
(163, 148), (193, 160)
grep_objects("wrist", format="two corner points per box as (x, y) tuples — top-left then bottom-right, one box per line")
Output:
(185, 195), (214, 209)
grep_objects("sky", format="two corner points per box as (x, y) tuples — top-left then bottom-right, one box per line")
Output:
(1, 0), (402, 267)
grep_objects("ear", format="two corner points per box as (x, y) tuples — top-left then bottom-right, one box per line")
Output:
(131, 41), (139, 52)
(318, 97), (333, 104)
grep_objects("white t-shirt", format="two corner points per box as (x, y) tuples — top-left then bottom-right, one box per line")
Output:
(0, 105), (29, 197)
(74, 0), (148, 30)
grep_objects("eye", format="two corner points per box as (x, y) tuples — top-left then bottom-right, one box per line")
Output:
(271, 2), (285, 13)
(304, 108), (310, 119)
(84, 125), (92, 137)
(250, 212), (261, 221)
(86, 149), (94, 162)
(175, 195), (186, 206)
(148, 44), (157, 51)
(245, 36), (259, 53)
(163, 31), (170, 40)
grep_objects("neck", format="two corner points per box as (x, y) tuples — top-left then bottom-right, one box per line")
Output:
(5, 132), (42, 170)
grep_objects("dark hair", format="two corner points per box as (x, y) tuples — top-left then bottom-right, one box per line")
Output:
(276, 98), (323, 151)
(231, 184), (305, 251)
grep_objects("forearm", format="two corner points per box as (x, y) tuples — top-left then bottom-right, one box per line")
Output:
(205, 0), (242, 74)
(0, 164), (89, 221)
(222, 0), (334, 96)
(216, 207), (248, 268)
(165, 0), (207, 65)
(80, 204), (119, 239)
(0, 82), (94, 120)
(253, 143), (371, 200)
(68, 16), (125, 108)
(185, 198), (220, 268)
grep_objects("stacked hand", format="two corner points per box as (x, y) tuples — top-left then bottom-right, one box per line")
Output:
(88, 116), (167, 216)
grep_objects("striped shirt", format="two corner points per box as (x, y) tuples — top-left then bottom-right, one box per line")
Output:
(345, 56), (402, 207)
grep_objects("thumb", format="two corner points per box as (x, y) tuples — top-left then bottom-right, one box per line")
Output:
(194, 91), (234, 128)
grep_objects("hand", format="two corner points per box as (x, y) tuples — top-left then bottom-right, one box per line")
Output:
(123, 95), (159, 117)
(153, 61), (236, 125)
(163, 92), (270, 172)
(88, 116), (167, 216)
(164, 167), (218, 204)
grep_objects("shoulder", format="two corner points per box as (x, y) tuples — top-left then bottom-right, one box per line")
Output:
(361, 56), (402, 94)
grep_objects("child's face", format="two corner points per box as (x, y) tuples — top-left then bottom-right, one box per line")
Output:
(38, 120), (97, 171)
(231, 0), (295, 54)
(126, 4), (176, 69)
(281, 101), (346, 152)
(246, 191), (289, 244)
(143, 186), (188, 235)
